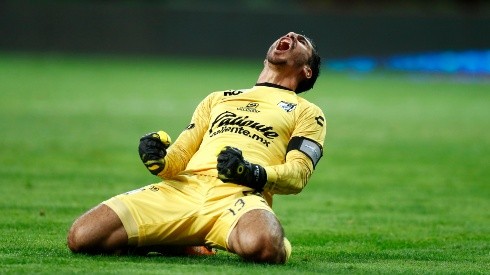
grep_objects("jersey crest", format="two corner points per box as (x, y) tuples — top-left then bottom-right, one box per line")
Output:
(277, 101), (297, 112)
(237, 102), (260, 113)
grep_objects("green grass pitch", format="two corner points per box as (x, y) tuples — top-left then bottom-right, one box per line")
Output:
(0, 53), (488, 274)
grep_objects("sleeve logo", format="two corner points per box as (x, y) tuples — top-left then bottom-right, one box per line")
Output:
(315, 116), (325, 127)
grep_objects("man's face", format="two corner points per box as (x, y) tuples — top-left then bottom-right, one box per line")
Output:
(266, 32), (313, 68)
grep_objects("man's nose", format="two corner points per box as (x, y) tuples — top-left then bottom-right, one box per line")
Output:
(286, 32), (297, 38)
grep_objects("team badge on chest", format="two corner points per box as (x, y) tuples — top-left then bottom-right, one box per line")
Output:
(237, 102), (260, 113)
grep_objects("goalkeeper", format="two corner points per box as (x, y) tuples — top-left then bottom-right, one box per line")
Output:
(67, 31), (326, 264)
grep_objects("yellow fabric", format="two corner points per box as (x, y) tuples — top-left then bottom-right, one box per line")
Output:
(283, 237), (292, 263)
(160, 85), (326, 205)
(103, 174), (273, 250)
(106, 85), (326, 251)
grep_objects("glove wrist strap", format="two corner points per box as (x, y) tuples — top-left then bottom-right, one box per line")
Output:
(249, 163), (267, 191)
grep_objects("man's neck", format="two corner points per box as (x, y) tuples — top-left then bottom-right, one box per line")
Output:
(256, 66), (298, 92)
(255, 82), (293, 91)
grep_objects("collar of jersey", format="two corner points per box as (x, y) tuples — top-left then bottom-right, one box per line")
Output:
(255, 82), (294, 92)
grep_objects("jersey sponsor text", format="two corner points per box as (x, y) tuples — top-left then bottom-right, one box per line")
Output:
(209, 111), (277, 146)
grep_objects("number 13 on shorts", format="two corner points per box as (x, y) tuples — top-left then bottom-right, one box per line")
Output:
(228, 198), (246, 216)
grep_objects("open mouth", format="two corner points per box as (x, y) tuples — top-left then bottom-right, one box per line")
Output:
(276, 38), (292, 51)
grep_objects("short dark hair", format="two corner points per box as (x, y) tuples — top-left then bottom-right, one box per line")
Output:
(295, 37), (321, 94)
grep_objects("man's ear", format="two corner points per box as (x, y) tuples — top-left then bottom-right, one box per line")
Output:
(303, 66), (312, 79)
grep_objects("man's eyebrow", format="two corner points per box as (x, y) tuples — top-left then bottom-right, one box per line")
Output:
(299, 35), (313, 48)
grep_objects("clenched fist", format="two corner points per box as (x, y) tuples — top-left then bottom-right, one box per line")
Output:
(217, 146), (267, 191)
(138, 131), (171, 175)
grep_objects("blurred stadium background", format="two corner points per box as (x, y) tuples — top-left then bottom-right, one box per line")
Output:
(1, 1), (489, 272)
(1, 0), (489, 74)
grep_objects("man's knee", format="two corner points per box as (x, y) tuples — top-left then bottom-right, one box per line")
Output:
(67, 222), (88, 253)
(240, 230), (287, 263)
(67, 211), (103, 253)
(229, 209), (288, 264)
(66, 204), (127, 254)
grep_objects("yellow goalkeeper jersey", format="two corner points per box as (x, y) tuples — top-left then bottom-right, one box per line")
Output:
(161, 83), (326, 203)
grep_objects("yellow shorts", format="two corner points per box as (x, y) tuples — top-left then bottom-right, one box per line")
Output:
(103, 174), (274, 250)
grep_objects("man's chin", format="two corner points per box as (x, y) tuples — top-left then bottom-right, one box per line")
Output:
(267, 57), (288, 66)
